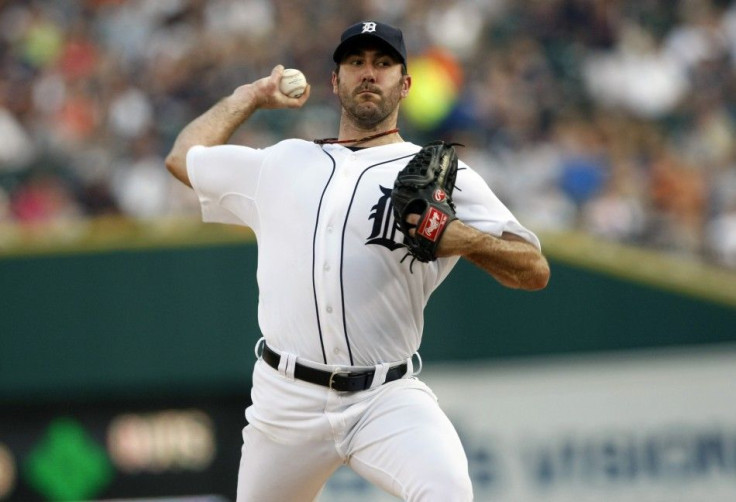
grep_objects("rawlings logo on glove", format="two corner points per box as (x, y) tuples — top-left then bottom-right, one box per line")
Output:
(417, 207), (448, 241)
(391, 140), (460, 265)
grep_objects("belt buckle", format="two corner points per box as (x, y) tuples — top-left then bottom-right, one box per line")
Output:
(328, 368), (351, 391)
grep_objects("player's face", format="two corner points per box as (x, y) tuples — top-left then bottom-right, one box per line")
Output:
(333, 46), (410, 130)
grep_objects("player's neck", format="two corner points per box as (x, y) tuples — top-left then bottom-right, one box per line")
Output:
(334, 123), (403, 147)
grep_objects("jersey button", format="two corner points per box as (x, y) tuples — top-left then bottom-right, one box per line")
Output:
(326, 306), (333, 313)
(324, 264), (331, 271)
(333, 348), (340, 355)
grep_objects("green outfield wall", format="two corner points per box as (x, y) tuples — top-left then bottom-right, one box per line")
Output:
(2, 223), (735, 401)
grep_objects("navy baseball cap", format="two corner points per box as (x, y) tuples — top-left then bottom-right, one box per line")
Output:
(332, 21), (407, 66)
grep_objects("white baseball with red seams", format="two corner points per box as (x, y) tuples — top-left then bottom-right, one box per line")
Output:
(186, 139), (541, 500)
(279, 68), (307, 98)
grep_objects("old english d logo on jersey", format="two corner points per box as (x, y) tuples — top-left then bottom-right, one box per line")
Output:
(417, 207), (449, 242)
(366, 185), (403, 251)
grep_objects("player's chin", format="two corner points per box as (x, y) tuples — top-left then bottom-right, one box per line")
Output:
(355, 100), (380, 113)
(352, 102), (382, 118)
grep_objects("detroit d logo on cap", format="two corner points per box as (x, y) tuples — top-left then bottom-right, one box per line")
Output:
(362, 22), (377, 33)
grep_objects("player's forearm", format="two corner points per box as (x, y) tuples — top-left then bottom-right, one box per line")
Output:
(440, 221), (550, 290)
(166, 66), (310, 187)
(165, 88), (260, 187)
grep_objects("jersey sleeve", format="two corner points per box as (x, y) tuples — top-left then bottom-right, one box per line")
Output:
(186, 144), (266, 228)
(453, 163), (541, 250)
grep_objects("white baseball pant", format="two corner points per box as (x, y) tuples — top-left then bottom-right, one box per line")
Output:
(236, 358), (472, 501)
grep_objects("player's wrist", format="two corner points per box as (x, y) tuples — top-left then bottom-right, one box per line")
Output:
(228, 84), (263, 115)
(437, 220), (480, 258)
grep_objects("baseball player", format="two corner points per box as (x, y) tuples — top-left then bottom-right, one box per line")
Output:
(166, 21), (549, 502)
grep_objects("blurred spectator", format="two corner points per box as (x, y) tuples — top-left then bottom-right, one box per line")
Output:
(707, 200), (736, 267)
(9, 171), (81, 225)
(0, 106), (34, 168)
(107, 83), (153, 139)
(583, 21), (690, 118)
(648, 148), (708, 254)
(0, 0), (734, 271)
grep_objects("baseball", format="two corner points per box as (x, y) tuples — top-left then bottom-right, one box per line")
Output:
(279, 68), (307, 98)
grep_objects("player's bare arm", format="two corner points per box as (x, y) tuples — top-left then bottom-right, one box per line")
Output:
(436, 219), (550, 291)
(165, 65), (311, 187)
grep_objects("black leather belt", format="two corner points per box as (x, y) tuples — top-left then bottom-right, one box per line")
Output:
(261, 344), (408, 392)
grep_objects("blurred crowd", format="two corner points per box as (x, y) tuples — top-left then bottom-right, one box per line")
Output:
(1, 0), (735, 268)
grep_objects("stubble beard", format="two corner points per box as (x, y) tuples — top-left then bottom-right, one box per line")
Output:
(338, 77), (403, 131)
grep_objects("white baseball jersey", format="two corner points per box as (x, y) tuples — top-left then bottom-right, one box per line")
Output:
(187, 139), (539, 368)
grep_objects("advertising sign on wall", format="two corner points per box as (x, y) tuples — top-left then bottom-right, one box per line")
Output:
(0, 397), (245, 501)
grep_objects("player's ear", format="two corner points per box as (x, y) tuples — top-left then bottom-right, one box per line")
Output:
(400, 74), (411, 98)
(331, 71), (339, 95)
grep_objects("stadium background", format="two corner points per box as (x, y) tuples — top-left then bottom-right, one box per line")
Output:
(1, 0), (736, 500)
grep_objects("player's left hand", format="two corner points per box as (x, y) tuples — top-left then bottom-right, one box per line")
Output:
(404, 214), (464, 258)
(391, 141), (460, 262)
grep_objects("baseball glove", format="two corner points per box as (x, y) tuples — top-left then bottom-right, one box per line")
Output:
(392, 140), (460, 263)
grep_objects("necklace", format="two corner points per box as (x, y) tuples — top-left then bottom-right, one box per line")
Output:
(314, 128), (399, 145)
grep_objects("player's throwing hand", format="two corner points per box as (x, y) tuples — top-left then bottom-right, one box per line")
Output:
(235, 65), (311, 110)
